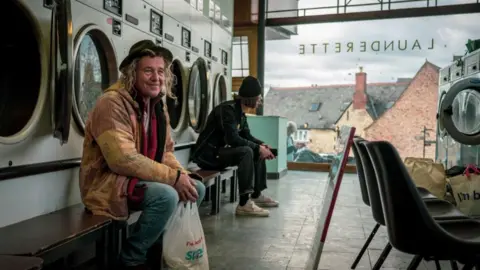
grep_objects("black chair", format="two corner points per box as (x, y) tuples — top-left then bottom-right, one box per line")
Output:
(350, 138), (444, 269)
(351, 140), (468, 270)
(365, 140), (480, 269)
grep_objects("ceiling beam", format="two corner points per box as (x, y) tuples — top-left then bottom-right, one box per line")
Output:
(266, 3), (480, 26)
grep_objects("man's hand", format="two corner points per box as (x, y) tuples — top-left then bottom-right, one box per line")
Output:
(174, 173), (199, 202)
(259, 145), (275, 160)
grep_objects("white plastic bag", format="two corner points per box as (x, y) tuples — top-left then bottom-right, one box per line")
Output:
(163, 202), (209, 270)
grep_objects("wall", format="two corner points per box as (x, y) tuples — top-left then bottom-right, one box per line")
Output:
(365, 63), (439, 159)
(305, 105), (373, 156)
(308, 129), (336, 154)
(336, 104), (374, 138)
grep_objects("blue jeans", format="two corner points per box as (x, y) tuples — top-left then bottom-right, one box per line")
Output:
(120, 180), (206, 266)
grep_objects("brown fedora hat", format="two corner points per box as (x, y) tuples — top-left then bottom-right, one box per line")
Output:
(119, 39), (173, 70)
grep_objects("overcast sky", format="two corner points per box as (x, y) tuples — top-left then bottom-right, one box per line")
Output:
(264, 0), (480, 87)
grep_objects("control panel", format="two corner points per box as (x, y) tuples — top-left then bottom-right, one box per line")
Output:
(150, 9), (163, 37)
(104, 0), (122, 16)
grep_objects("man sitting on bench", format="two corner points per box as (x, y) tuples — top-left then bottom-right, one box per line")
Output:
(79, 40), (205, 270)
(192, 76), (278, 217)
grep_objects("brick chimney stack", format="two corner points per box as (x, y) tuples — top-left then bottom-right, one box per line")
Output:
(353, 66), (367, 110)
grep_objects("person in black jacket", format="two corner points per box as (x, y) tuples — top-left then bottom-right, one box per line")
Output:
(192, 76), (278, 217)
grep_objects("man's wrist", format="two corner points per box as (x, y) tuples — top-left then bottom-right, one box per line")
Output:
(174, 169), (181, 186)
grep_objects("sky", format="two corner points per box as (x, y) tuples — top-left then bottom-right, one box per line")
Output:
(264, 0), (480, 88)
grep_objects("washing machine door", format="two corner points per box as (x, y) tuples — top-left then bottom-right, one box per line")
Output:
(439, 77), (480, 145)
(72, 25), (118, 133)
(212, 73), (227, 107)
(167, 59), (188, 132)
(51, 0), (73, 144)
(187, 58), (208, 132)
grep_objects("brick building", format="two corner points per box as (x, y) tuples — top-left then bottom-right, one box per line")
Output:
(264, 60), (439, 160)
(364, 61), (439, 159)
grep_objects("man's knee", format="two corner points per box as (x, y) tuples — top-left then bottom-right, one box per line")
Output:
(194, 180), (206, 203)
(236, 146), (254, 158)
(143, 182), (179, 211)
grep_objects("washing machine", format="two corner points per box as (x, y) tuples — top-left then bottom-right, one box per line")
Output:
(191, 6), (214, 116)
(186, 41), (209, 134)
(436, 65), (460, 168)
(436, 66), (451, 166)
(211, 23), (231, 109)
(0, 1), (74, 167)
(70, 0), (124, 135)
(158, 14), (193, 143)
(438, 48), (480, 166)
(172, 20), (209, 134)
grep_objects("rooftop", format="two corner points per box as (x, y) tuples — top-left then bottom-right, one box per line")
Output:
(264, 81), (411, 129)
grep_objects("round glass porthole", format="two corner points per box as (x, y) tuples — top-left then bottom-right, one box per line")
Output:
(213, 74), (227, 107)
(72, 25), (118, 132)
(0, 1), (47, 144)
(451, 89), (480, 135)
(440, 77), (480, 145)
(187, 58), (208, 132)
(167, 59), (187, 132)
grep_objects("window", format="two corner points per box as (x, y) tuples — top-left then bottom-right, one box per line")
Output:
(232, 36), (249, 77)
(293, 129), (310, 143)
(309, 102), (321, 111)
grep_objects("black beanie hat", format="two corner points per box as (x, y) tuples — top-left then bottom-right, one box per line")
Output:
(238, 76), (262, 98)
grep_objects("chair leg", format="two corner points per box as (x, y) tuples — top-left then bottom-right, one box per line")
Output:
(450, 261), (459, 270)
(434, 260), (441, 270)
(229, 173), (238, 203)
(406, 255), (423, 270)
(210, 176), (221, 215)
(222, 180), (226, 193)
(372, 242), (392, 270)
(351, 223), (380, 269)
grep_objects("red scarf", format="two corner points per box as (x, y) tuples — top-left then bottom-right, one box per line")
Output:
(126, 101), (158, 207)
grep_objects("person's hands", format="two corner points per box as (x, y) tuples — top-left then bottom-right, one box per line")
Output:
(259, 145), (275, 160)
(174, 173), (199, 202)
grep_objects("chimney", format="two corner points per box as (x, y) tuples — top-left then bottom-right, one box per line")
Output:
(353, 66), (367, 110)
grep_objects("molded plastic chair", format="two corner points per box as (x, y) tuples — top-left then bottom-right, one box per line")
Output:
(365, 140), (480, 269)
(352, 140), (468, 270)
(350, 139), (445, 269)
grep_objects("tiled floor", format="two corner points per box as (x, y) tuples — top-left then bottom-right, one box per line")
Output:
(198, 171), (456, 270)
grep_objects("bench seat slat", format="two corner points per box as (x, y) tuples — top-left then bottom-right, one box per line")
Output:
(0, 255), (43, 270)
(0, 204), (110, 256)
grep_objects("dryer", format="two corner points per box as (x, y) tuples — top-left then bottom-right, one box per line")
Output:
(436, 65), (459, 168)
(71, 0), (123, 134)
(211, 23), (231, 109)
(190, 6), (214, 117)
(436, 66), (450, 166)
(438, 48), (480, 166)
(0, 0), (75, 167)
(186, 45), (209, 134)
(162, 14), (195, 142)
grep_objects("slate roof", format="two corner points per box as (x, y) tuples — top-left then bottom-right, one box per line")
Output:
(264, 81), (411, 129)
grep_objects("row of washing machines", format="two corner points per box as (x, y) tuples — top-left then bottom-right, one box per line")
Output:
(0, 0), (232, 168)
(436, 47), (480, 168)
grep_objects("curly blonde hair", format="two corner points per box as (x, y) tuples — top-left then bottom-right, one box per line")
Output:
(119, 49), (177, 101)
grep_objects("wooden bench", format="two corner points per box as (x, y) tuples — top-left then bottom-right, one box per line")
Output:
(0, 255), (44, 270)
(0, 204), (111, 269)
(190, 166), (238, 215)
